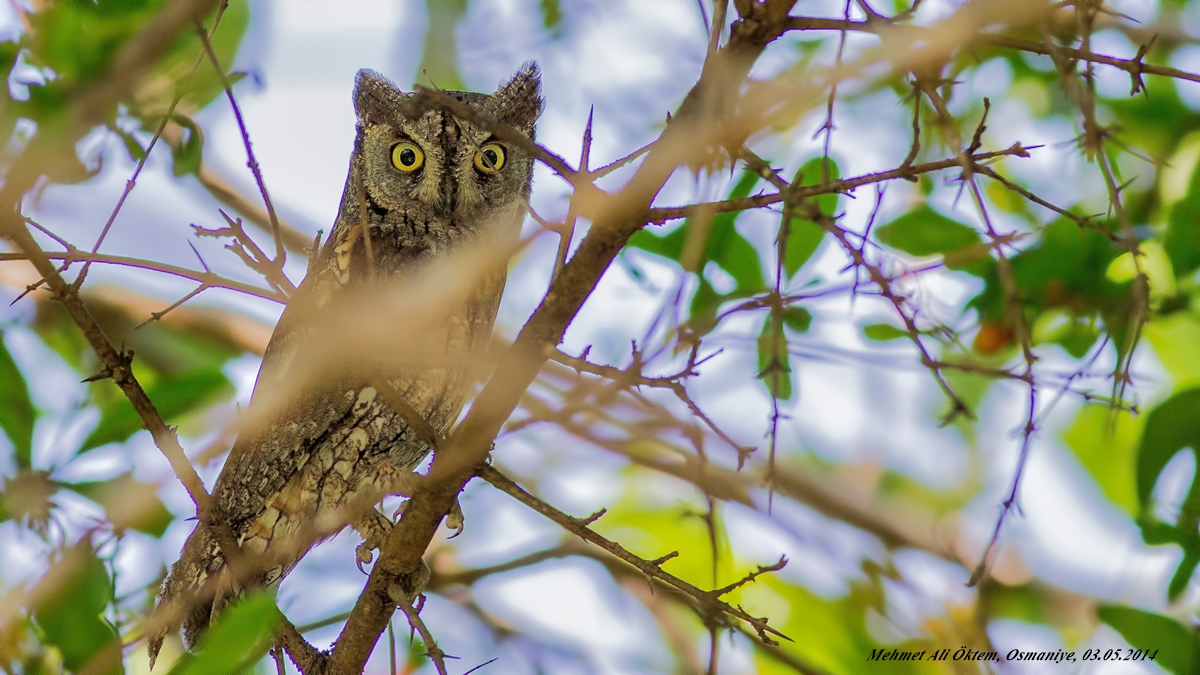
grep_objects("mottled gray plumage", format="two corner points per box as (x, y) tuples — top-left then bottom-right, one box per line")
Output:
(149, 64), (541, 666)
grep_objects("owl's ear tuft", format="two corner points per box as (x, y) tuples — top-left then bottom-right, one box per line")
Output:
(491, 62), (543, 133)
(354, 69), (405, 123)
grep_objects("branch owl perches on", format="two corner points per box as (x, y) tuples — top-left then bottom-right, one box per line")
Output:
(148, 64), (542, 666)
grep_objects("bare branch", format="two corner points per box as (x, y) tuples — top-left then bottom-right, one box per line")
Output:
(477, 464), (788, 643)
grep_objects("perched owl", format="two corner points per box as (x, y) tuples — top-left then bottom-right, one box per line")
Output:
(148, 64), (542, 665)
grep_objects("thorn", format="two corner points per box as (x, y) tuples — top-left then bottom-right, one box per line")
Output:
(81, 367), (114, 383)
(581, 105), (594, 173)
(421, 68), (440, 91)
(649, 551), (679, 566)
(576, 508), (607, 526)
(218, 209), (241, 229)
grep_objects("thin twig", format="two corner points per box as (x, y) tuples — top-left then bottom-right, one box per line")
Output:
(194, 21), (289, 282)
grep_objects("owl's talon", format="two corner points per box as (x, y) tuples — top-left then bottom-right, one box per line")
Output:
(355, 543), (375, 573)
(446, 498), (465, 539)
(352, 508), (393, 573)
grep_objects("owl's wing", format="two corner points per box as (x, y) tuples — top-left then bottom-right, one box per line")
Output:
(210, 281), (358, 530)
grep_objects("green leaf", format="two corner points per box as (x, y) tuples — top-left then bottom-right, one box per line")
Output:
(862, 323), (908, 342)
(784, 219), (825, 278)
(755, 574), (940, 675)
(966, 218), (1125, 342)
(33, 541), (120, 674)
(631, 170), (770, 334)
(978, 583), (1052, 624)
(539, 0), (563, 33)
(782, 306), (812, 333)
(1135, 388), (1200, 511)
(876, 205), (980, 257)
(168, 591), (281, 675)
(1145, 315), (1200, 393)
(64, 474), (173, 537)
(628, 225), (684, 261)
(794, 157), (842, 215)
(1170, 547), (1200, 602)
(124, 321), (244, 376)
(170, 114), (203, 177)
(31, 303), (94, 373)
(1141, 519), (1182, 546)
(127, 1), (250, 121)
(783, 157), (838, 277)
(81, 369), (232, 452)
(1098, 605), (1200, 675)
(114, 127), (146, 162)
(696, 170), (766, 292)
(26, 1), (161, 88)
(1166, 154), (1200, 277)
(1062, 405), (1139, 515)
(687, 277), (722, 338)
(0, 331), (36, 468)
(1134, 388), (1200, 600)
(756, 314), (792, 400)
(630, 170), (766, 293)
(708, 222), (767, 293)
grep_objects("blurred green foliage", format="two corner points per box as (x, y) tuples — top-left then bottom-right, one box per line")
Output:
(0, 332), (35, 469)
(166, 592), (281, 675)
(1098, 605), (1200, 675)
(0, 0), (248, 182)
(32, 541), (121, 675)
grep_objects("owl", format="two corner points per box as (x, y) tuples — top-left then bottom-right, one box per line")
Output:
(148, 64), (542, 665)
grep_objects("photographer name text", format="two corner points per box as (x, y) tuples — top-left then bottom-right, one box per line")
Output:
(868, 647), (1159, 664)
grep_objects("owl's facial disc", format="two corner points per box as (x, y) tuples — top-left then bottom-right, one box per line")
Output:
(384, 111), (508, 219)
(353, 65), (539, 232)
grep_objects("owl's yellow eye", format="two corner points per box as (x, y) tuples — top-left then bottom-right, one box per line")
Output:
(474, 143), (506, 173)
(391, 142), (424, 172)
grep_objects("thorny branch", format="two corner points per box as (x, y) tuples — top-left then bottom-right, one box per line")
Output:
(784, 15), (1200, 86)
(194, 21), (290, 281)
(0, 249), (285, 303)
(477, 464), (789, 643)
(645, 144), (1032, 223)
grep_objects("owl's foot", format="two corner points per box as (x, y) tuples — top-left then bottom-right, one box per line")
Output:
(352, 508), (393, 573)
(392, 496), (465, 538)
(353, 491), (464, 573)
(387, 558), (432, 608)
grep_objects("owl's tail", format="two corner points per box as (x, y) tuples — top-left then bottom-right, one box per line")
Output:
(147, 524), (230, 669)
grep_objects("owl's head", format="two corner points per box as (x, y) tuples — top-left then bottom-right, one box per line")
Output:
(350, 64), (543, 231)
